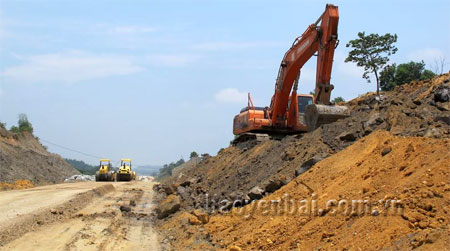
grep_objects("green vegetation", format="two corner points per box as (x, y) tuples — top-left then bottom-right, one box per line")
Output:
(0, 122), (6, 129)
(345, 32), (398, 95)
(380, 61), (435, 91)
(156, 158), (185, 180)
(65, 158), (98, 175)
(332, 96), (345, 104)
(190, 151), (199, 159)
(8, 113), (34, 134)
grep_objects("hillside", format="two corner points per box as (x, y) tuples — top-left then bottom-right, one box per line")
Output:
(64, 158), (98, 175)
(152, 73), (450, 250)
(0, 128), (79, 185)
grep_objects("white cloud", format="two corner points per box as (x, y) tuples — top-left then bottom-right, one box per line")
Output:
(2, 51), (144, 84)
(192, 41), (282, 51)
(146, 54), (202, 67)
(214, 88), (247, 104)
(109, 25), (157, 34)
(408, 48), (445, 66)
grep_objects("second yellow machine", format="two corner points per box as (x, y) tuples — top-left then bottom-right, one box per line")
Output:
(116, 159), (136, 182)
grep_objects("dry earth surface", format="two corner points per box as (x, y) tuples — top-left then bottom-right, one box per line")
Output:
(0, 181), (160, 251)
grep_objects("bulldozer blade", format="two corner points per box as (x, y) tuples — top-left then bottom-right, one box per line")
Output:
(305, 104), (350, 131)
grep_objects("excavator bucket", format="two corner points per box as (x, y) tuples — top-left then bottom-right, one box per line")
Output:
(304, 104), (350, 131)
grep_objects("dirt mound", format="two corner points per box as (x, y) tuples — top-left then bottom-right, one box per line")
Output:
(0, 128), (79, 185)
(159, 74), (449, 211)
(205, 131), (449, 250)
(153, 74), (450, 250)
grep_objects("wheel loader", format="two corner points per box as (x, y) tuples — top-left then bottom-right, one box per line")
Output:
(116, 159), (136, 182)
(95, 159), (115, 182)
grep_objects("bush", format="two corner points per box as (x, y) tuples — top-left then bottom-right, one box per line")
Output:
(18, 113), (33, 133)
(10, 126), (20, 134)
(190, 151), (199, 159)
(0, 122), (5, 129)
(380, 61), (435, 91)
(332, 97), (345, 104)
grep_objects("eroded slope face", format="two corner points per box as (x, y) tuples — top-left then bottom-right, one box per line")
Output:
(0, 129), (79, 185)
(206, 131), (450, 250)
(162, 74), (449, 210)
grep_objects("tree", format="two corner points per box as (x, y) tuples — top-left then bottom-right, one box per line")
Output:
(190, 151), (198, 159)
(0, 122), (5, 129)
(432, 56), (446, 75)
(18, 113), (33, 133)
(380, 61), (436, 91)
(332, 96), (345, 104)
(345, 32), (398, 95)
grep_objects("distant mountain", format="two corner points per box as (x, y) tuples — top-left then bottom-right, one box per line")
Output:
(134, 165), (162, 176)
(64, 158), (98, 175)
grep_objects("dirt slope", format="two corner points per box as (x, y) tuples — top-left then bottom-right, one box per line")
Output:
(206, 131), (450, 250)
(153, 74), (450, 250)
(161, 74), (450, 210)
(0, 128), (79, 185)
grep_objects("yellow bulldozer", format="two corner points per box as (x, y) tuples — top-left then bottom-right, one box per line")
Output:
(95, 159), (116, 182)
(116, 158), (136, 182)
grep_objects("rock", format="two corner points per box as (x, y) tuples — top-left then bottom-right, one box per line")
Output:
(424, 128), (444, 138)
(188, 214), (202, 225)
(364, 112), (384, 129)
(177, 186), (192, 201)
(156, 195), (181, 219)
(192, 209), (209, 224)
(164, 184), (178, 195)
(381, 147), (392, 156)
(129, 200), (136, 207)
(264, 179), (286, 193)
(50, 208), (57, 214)
(337, 131), (357, 141)
(120, 206), (131, 212)
(295, 156), (325, 176)
(434, 115), (450, 125)
(371, 210), (379, 216)
(227, 245), (242, 251)
(180, 179), (192, 187)
(434, 85), (449, 102)
(248, 186), (264, 200)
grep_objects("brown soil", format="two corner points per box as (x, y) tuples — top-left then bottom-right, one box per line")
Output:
(161, 74), (449, 210)
(205, 131), (450, 250)
(0, 129), (79, 185)
(0, 182), (160, 251)
(154, 74), (450, 250)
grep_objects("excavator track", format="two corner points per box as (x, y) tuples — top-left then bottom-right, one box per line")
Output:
(232, 133), (270, 145)
(304, 104), (350, 131)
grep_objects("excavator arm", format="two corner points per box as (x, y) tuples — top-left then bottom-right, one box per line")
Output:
(269, 4), (340, 127)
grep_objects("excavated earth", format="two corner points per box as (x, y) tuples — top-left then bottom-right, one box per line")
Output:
(153, 73), (450, 250)
(0, 129), (79, 186)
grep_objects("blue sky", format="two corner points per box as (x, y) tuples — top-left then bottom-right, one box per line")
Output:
(1, 0), (449, 166)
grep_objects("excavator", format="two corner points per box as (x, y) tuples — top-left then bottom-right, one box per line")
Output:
(233, 4), (350, 143)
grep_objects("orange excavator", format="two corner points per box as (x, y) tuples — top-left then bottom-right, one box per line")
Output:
(233, 4), (350, 143)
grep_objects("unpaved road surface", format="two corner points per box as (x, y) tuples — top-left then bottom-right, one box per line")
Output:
(0, 181), (160, 251)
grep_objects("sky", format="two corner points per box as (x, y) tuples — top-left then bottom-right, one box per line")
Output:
(0, 0), (449, 166)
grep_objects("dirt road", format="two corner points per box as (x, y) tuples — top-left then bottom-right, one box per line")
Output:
(0, 181), (160, 251)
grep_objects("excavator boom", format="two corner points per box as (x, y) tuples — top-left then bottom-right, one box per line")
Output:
(232, 4), (349, 141)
